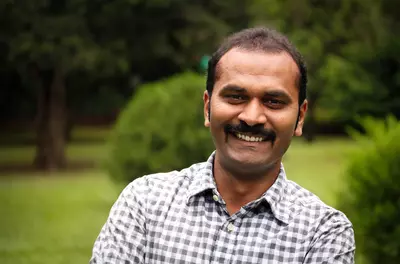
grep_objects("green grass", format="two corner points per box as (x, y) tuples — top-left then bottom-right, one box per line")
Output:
(0, 170), (121, 264)
(0, 137), (360, 264)
(284, 137), (358, 206)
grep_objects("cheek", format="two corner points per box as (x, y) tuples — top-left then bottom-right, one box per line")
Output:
(211, 100), (225, 113)
(210, 100), (240, 125)
(268, 111), (298, 134)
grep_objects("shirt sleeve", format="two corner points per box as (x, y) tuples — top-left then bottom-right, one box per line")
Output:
(90, 178), (148, 264)
(303, 211), (356, 264)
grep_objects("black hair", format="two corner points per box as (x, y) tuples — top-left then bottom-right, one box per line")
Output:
(206, 27), (307, 105)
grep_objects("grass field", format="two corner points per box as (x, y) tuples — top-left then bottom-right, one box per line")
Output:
(0, 136), (359, 264)
(284, 138), (357, 206)
(0, 170), (120, 264)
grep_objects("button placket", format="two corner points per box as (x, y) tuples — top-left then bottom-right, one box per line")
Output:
(212, 194), (219, 202)
(227, 222), (234, 232)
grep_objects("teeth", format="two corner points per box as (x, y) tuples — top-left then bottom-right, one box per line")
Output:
(235, 133), (264, 142)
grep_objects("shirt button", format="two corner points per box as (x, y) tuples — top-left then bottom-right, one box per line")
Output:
(212, 194), (219, 202)
(227, 223), (234, 232)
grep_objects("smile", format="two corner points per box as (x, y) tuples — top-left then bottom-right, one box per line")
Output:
(234, 132), (266, 142)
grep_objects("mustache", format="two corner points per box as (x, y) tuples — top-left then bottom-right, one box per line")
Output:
(224, 121), (276, 142)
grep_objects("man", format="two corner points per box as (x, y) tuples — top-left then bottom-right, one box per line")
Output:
(91, 27), (355, 263)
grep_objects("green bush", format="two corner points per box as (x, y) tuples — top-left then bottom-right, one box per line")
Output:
(338, 115), (400, 263)
(106, 72), (214, 183)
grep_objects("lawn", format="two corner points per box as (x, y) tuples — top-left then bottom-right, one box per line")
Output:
(0, 170), (121, 264)
(0, 137), (359, 264)
(284, 137), (358, 206)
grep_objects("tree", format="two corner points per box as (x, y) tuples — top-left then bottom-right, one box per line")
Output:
(97, 0), (250, 81)
(2, 0), (129, 170)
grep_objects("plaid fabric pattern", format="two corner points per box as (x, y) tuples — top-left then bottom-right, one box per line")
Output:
(90, 152), (355, 263)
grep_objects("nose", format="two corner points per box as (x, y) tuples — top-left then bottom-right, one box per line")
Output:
(237, 99), (267, 126)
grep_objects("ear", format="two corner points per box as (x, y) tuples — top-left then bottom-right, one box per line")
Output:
(294, 99), (308, 137)
(203, 91), (210, 127)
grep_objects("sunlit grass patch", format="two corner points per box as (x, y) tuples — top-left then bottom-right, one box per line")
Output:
(0, 171), (121, 264)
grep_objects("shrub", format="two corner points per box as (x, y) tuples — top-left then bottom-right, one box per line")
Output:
(106, 72), (214, 183)
(338, 115), (400, 263)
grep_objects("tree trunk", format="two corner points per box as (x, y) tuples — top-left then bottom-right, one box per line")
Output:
(33, 66), (66, 171)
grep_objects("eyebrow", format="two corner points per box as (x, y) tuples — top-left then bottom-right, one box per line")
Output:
(219, 85), (246, 94)
(263, 90), (292, 102)
(219, 85), (293, 102)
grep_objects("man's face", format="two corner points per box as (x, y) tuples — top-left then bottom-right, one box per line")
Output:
(203, 48), (307, 175)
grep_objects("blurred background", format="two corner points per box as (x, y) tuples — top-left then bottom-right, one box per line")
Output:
(0, 0), (399, 263)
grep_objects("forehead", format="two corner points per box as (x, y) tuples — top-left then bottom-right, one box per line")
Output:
(215, 48), (300, 94)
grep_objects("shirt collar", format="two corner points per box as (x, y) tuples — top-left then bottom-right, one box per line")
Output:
(260, 166), (290, 224)
(186, 151), (291, 224)
(186, 151), (217, 203)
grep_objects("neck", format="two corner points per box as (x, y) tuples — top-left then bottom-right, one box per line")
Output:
(213, 154), (281, 215)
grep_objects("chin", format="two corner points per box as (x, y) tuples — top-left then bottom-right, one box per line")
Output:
(225, 149), (277, 171)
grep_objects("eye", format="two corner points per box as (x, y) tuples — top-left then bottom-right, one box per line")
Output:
(264, 99), (285, 109)
(224, 94), (247, 103)
(228, 94), (245, 100)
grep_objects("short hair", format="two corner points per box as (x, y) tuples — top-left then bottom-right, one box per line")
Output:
(206, 27), (307, 105)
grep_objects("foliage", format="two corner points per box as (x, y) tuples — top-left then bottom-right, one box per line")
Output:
(2, 0), (129, 75)
(88, 0), (249, 81)
(106, 72), (214, 183)
(338, 115), (400, 263)
(1, 0), (249, 83)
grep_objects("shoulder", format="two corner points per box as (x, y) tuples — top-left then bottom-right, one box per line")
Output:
(284, 179), (353, 228)
(122, 161), (207, 200)
(283, 182), (356, 261)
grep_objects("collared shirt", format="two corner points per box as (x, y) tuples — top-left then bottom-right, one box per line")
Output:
(90, 152), (355, 263)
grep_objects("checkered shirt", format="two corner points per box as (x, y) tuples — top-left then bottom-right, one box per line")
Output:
(90, 152), (355, 263)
